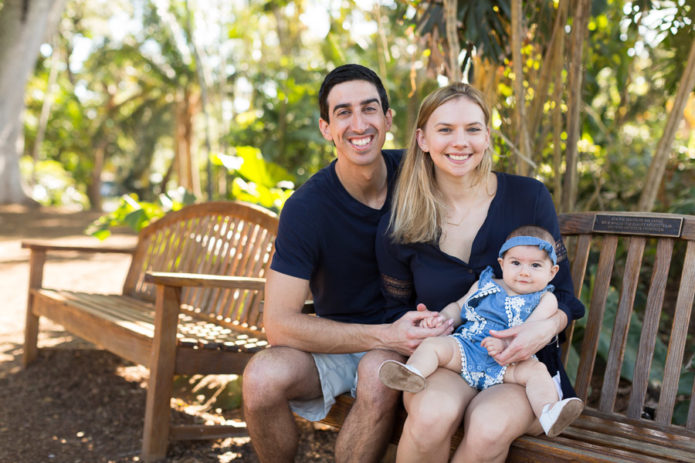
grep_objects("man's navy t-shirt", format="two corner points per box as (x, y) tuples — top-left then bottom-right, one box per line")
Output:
(270, 150), (403, 324)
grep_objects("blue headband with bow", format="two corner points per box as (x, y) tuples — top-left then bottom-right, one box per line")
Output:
(498, 236), (557, 265)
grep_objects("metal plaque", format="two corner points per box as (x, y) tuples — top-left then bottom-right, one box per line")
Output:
(592, 214), (683, 237)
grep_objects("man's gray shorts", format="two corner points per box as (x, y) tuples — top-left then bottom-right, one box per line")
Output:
(289, 352), (366, 422)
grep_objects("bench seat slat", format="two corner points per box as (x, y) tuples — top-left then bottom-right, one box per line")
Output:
(34, 289), (157, 337)
(33, 289), (268, 352)
(560, 426), (695, 462)
(510, 434), (671, 463)
(574, 411), (695, 452)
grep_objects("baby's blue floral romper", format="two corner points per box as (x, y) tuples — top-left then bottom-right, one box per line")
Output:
(451, 266), (554, 390)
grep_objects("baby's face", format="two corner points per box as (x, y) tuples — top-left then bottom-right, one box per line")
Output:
(498, 245), (559, 295)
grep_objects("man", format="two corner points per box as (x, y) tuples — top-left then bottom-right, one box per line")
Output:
(242, 64), (452, 463)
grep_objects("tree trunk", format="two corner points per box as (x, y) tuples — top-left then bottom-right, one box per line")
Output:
(86, 140), (107, 211)
(0, 0), (66, 204)
(30, 38), (61, 186)
(174, 88), (202, 197)
(444, 0), (461, 82)
(186, 0), (213, 200)
(637, 38), (695, 212)
(561, 0), (591, 212)
(528, 0), (569, 156)
(552, 16), (566, 209)
(511, 0), (531, 176)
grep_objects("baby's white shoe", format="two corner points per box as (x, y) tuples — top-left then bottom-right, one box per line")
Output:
(539, 397), (584, 437)
(378, 360), (426, 393)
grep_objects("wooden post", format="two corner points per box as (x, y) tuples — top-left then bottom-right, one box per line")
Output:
(141, 284), (181, 461)
(23, 248), (46, 366)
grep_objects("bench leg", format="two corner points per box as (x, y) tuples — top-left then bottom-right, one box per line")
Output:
(23, 249), (46, 367)
(141, 285), (180, 462)
(23, 311), (40, 367)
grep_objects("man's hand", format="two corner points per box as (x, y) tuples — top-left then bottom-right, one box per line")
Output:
(487, 318), (556, 366)
(383, 303), (454, 356)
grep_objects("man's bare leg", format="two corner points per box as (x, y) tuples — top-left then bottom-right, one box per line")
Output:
(335, 349), (404, 463)
(242, 346), (323, 463)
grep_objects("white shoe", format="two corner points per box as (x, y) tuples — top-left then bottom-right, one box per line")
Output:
(378, 360), (426, 393)
(539, 397), (584, 437)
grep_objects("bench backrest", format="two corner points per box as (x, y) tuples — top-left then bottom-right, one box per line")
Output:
(559, 211), (695, 433)
(122, 201), (278, 331)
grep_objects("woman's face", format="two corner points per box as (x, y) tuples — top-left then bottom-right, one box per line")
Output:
(416, 96), (490, 181)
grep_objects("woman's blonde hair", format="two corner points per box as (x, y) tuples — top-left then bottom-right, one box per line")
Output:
(389, 82), (493, 244)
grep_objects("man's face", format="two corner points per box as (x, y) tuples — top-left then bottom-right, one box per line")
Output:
(319, 80), (392, 167)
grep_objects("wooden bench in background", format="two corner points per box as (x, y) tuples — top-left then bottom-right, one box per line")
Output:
(322, 211), (695, 462)
(22, 201), (278, 462)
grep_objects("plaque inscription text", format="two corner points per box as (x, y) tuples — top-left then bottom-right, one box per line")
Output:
(592, 214), (683, 237)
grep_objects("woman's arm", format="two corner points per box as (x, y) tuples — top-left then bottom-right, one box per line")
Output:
(525, 292), (558, 323)
(488, 311), (567, 365)
(375, 217), (420, 322)
(534, 187), (585, 324)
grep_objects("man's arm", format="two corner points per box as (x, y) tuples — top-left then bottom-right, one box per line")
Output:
(263, 269), (453, 356)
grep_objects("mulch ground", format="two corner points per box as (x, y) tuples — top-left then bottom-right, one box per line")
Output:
(0, 205), (337, 463)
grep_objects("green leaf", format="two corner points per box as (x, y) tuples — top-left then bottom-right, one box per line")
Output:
(226, 146), (294, 188)
(90, 228), (112, 241)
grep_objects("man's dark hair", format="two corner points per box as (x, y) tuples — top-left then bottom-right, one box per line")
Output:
(318, 64), (390, 122)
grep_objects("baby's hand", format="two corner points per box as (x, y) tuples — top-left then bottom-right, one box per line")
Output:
(481, 336), (508, 358)
(420, 312), (448, 329)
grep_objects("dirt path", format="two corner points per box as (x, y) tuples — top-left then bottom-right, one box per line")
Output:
(0, 205), (336, 463)
(0, 206), (135, 341)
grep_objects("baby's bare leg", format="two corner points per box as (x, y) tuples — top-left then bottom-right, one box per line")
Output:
(407, 336), (462, 378)
(379, 337), (462, 393)
(503, 358), (558, 418)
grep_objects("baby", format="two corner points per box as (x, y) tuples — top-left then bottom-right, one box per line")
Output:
(379, 225), (584, 437)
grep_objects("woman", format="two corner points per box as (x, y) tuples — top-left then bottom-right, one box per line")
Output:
(376, 83), (585, 462)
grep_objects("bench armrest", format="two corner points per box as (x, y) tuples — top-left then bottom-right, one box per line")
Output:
(21, 240), (136, 255)
(144, 271), (266, 291)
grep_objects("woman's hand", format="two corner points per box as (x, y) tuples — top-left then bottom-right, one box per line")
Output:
(480, 336), (507, 358)
(487, 313), (565, 365)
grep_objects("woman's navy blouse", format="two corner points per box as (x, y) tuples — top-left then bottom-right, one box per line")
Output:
(376, 171), (585, 397)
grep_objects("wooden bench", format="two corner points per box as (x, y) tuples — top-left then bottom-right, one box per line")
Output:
(321, 211), (695, 462)
(22, 201), (278, 462)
